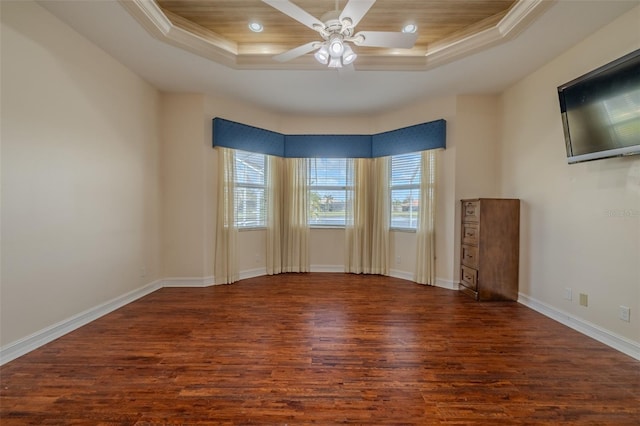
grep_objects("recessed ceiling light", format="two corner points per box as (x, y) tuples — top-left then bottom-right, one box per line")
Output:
(402, 23), (417, 34)
(248, 22), (263, 33)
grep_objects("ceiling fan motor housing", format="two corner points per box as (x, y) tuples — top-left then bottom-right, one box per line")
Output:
(319, 10), (354, 39)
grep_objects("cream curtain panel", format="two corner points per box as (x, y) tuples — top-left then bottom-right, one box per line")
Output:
(266, 155), (283, 274)
(345, 157), (389, 274)
(267, 157), (310, 274)
(414, 149), (437, 285)
(214, 147), (239, 284)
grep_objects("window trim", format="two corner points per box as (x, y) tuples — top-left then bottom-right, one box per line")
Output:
(389, 152), (421, 232)
(234, 150), (267, 229)
(308, 158), (350, 228)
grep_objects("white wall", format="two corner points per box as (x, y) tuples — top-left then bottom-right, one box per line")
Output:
(500, 6), (640, 343)
(1, 1), (161, 346)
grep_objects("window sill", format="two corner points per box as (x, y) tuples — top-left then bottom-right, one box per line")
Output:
(390, 227), (417, 233)
(238, 226), (266, 232)
(237, 226), (417, 233)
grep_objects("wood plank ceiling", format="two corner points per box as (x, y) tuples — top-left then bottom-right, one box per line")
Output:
(156, 0), (517, 57)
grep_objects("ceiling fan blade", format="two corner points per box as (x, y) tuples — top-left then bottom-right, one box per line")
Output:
(339, 0), (376, 27)
(262, 0), (324, 31)
(353, 31), (418, 49)
(273, 41), (320, 62)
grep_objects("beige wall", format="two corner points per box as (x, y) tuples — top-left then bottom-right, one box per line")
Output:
(279, 114), (374, 134)
(500, 6), (640, 342)
(455, 95), (501, 200)
(373, 95), (502, 284)
(205, 94), (283, 280)
(160, 93), (206, 278)
(1, 1), (161, 345)
(161, 92), (498, 286)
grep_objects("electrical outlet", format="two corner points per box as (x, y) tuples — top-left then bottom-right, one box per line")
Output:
(579, 293), (588, 307)
(619, 306), (631, 322)
(564, 287), (572, 301)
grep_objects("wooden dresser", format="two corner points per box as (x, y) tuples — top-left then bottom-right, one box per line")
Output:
(459, 198), (520, 301)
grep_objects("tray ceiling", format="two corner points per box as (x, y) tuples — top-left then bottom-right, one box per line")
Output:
(121, 0), (552, 70)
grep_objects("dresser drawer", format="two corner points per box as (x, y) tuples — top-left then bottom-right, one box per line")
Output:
(463, 200), (480, 222)
(461, 244), (479, 269)
(460, 265), (478, 290)
(462, 223), (479, 246)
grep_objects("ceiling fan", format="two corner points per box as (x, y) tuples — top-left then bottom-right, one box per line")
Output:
(262, 0), (418, 68)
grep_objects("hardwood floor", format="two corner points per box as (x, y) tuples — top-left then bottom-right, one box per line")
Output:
(1, 273), (638, 424)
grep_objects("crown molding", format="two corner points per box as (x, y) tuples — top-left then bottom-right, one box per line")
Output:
(119, 0), (555, 71)
(424, 0), (555, 69)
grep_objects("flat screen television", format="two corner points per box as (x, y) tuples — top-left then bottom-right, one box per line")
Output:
(557, 48), (640, 164)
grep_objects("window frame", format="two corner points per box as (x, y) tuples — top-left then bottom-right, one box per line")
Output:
(308, 158), (350, 228)
(389, 152), (422, 232)
(234, 150), (267, 230)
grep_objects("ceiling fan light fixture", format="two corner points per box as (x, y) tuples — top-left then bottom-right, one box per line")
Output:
(329, 34), (345, 57)
(314, 44), (330, 64)
(328, 57), (342, 68)
(342, 44), (357, 65)
(262, 0), (419, 70)
(248, 22), (263, 32)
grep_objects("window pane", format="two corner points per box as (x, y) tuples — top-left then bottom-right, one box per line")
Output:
(390, 188), (420, 229)
(390, 152), (421, 230)
(308, 158), (349, 226)
(309, 189), (349, 226)
(391, 153), (421, 187)
(234, 150), (266, 228)
(308, 158), (348, 186)
(236, 151), (265, 185)
(234, 187), (265, 228)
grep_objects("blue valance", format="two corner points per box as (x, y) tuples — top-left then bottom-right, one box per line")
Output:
(372, 120), (446, 157)
(212, 117), (446, 158)
(212, 118), (284, 157)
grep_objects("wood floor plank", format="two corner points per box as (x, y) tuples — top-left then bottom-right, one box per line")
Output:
(1, 273), (638, 424)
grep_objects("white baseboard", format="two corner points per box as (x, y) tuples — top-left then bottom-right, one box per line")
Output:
(435, 277), (458, 290)
(389, 269), (414, 281)
(0, 279), (163, 365)
(162, 276), (216, 287)
(239, 267), (267, 280)
(388, 271), (458, 290)
(518, 292), (640, 361)
(310, 265), (344, 273)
